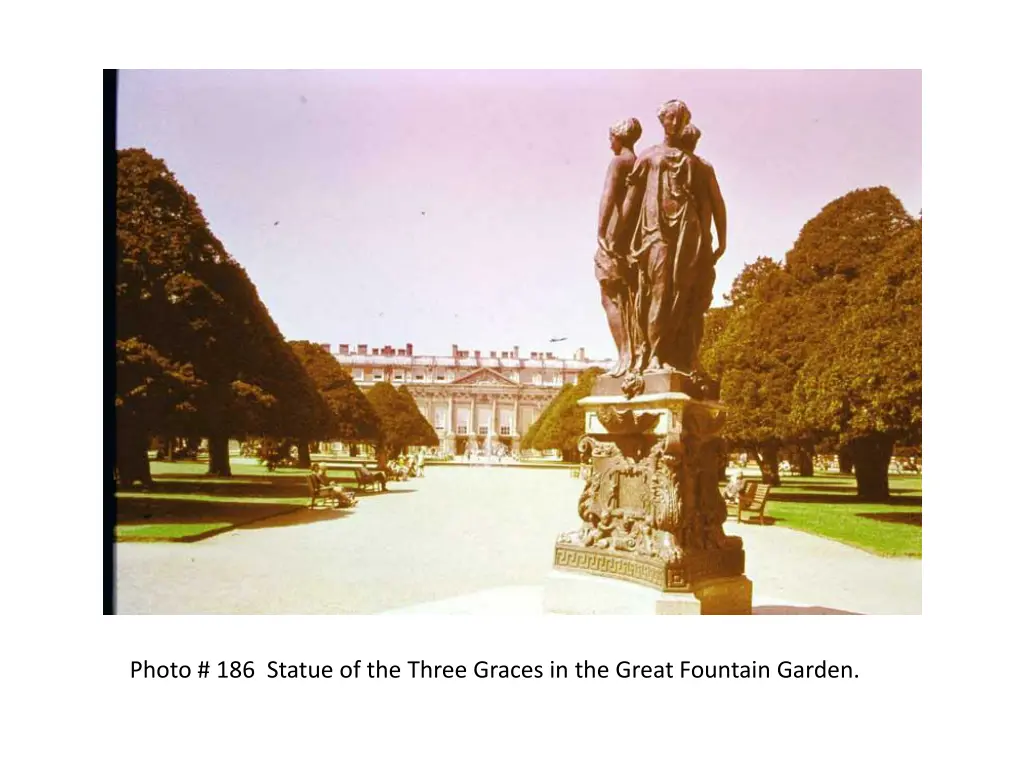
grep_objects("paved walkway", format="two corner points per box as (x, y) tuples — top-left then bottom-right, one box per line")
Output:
(116, 466), (921, 614)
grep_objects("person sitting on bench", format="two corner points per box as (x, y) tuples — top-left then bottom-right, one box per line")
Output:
(723, 470), (745, 504)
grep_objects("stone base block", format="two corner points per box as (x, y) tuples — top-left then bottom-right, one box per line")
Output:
(543, 570), (752, 615)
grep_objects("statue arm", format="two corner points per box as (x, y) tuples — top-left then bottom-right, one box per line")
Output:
(707, 163), (727, 260)
(597, 156), (632, 243)
(615, 158), (647, 253)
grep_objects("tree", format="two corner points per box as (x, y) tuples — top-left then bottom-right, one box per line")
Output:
(365, 382), (438, 465)
(396, 386), (441, 449)
(520, 383), (574, 452)
(289, 342), (380, 463)
(116, 148), (330, 481)
(115, 148), (270, 484)
(701, 257), (794, 485)
(532, 368), (603, 462)
(702, 188), (916, 491)
(791, 220), (921, 500)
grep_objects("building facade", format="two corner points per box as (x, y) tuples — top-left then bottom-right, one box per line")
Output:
(329, 342), (612, 455)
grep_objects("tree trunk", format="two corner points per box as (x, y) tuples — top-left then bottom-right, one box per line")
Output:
(297, 440), (312, 469)
(207, 433), (232, 476)
(375, 443), (389, 470)
(796, 440), (814, 476)
(850, 433), (894, 501)
(757, 442), (781, 487)
(838, 445), (855, 474)
(116, 426), (153, 488)
(165, 435), (175, 462)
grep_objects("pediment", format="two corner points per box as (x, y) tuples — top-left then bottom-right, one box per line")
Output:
(451, 368), (519, 387)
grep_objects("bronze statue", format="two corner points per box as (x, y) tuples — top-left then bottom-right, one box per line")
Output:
(595, 117), (642, 376)
(611, 99), (727, 375)
(550, 103), (748, 611)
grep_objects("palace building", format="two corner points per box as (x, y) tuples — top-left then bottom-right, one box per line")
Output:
(328, 342), (612, 455)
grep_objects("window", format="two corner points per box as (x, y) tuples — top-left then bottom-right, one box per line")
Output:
(434, 411), (446, 429)
(393, 370), (405, 382)
(500, 426), (511, 436)
(415, 374), (425, 381)
(437, 373), (447, 381)
(478, 425), (489, 436)
(372, 369), (385, 381)
(532, 373), (542, 385)
(456, 425), (468, 435)
(352, 369), (364, 381)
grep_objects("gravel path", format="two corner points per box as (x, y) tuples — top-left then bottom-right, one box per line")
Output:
(116, 466), (921, 614)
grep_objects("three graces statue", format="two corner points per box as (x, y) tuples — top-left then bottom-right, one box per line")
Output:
(595, 99), (727, 383)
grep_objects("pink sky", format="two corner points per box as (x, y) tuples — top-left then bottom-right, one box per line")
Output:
(116, 70), (921, 361)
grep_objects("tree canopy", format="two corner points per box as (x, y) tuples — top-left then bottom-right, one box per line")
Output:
(529, 368), (603, 462)
(115, 148), (330, 482)
(289, 342), (380, 443)
(365, 382), (438, 462)
(700, 187), (920, 498)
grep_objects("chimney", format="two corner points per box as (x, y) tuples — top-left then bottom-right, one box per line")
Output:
(339, 344), (350, 355)
(474, 350), (480, 358)
(452, 344), (459, 356)
(372, 348), (380, 355)
(577, 347), (585, 361)
(547, 352), (554, 360)
(357, 344), (368, 354)
(490, 350), (496, 358)
(406, 343), (413, 356)
(320, 343), (331, 352)
(513, 345), (520, 358)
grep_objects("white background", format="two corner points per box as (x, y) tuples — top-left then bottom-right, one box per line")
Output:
(2, 1), (1021, 765)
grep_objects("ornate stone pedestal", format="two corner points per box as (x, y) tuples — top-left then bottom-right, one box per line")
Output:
(549, 373), (752, 615)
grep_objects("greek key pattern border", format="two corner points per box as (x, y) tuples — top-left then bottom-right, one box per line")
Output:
(554, 545), (691, 592)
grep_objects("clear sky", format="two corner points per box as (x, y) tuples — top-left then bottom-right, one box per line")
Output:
(116, 69), (921, 361)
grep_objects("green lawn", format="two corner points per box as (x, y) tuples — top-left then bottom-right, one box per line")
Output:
(115, 459), (341, 542)
(117, 522), (234, 541)
(726, 471), (921, 557)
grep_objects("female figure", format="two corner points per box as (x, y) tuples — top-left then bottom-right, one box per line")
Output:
(620, 100), (727, 373)
(594, 117), (642, 376)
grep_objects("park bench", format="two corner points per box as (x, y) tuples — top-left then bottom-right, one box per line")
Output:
(323, 465), (388, 492)
(354, 466), (388, 492)
(726, 481), (772, 525)
(308, 474), (341, 508)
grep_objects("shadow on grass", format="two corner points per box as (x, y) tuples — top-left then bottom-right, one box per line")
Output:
(855, 511), (922, 526)
(753, 605), (861, 615)
(117, 495), (360, 541)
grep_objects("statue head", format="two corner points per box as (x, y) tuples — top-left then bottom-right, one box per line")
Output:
(609, 117), (642, 153)
(657, 99), (691, 138)
(679, 123), (701, 153)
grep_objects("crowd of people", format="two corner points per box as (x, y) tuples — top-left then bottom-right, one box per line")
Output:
(387, 451), (426, 481)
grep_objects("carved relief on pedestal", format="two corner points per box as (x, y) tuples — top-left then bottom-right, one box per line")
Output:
(558, 400), (741, 586)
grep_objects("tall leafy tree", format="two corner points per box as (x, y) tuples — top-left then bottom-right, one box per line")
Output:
(116, 148), (267, 484)
(532, 368), (603, 462)
(116, 148), (330, 481)
(702, 188), (916, 491)
(701, 257), (793, 484)
(289, 341), (380, 462)
(365, 382), (438, 465)
(791, 220), (921, 499)
(520, 382), (574, 452)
